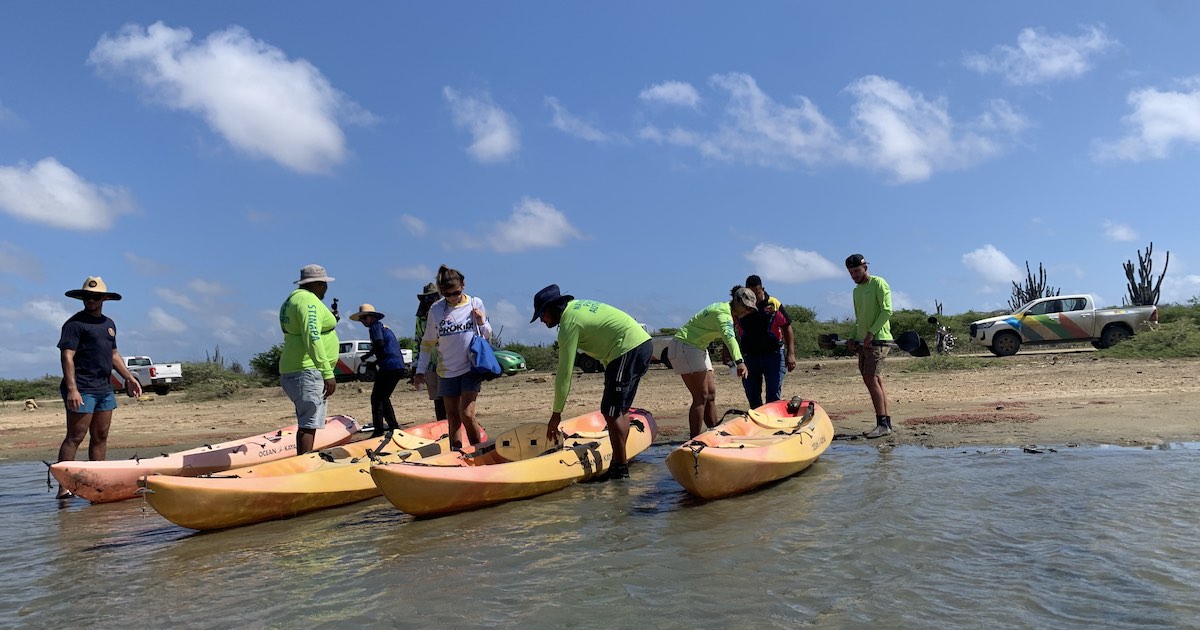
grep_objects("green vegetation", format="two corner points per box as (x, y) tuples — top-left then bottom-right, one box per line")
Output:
(249, 344), (284, 383)
(501, 342), (556, 371)
(181, 361), (262, 400)
(0, 375), (61, 402)
(1097, 319), (1200, 359)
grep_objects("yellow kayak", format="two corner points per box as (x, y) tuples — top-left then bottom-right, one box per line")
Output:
(370, 409), (656, 517)
(142, 420), (475, 530)
(665, 398), (833, 500)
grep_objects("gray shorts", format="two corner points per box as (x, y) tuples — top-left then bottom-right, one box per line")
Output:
(281, 369), (328, 430)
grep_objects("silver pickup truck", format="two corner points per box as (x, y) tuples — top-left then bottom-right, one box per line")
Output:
(969, 294), (1158, 356)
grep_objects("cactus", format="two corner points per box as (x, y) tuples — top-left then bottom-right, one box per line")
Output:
(1009, 262), (1059, 311)
(1124, 242), (1169, 306)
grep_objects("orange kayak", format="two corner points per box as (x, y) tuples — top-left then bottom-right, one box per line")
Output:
(50, 416), (360, 503)
(665, 399), (832, 500)
(142, 420), (479, 530)
(371, 409), (656, 517)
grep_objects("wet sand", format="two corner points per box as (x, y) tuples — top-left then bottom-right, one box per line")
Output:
(4, 353), (1199, 461)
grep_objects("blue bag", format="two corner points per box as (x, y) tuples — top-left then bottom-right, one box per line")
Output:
(469, 305), (502, 380)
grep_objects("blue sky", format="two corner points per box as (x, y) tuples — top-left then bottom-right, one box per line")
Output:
(3, 2), (1200, 379)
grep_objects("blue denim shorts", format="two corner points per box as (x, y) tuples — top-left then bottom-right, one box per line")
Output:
(438, 371), (483, 398)
(64, 391), (118, 414)
(280, 369), (328, 430)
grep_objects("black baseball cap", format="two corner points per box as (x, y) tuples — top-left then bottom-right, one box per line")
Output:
(845, 254), (867, 268)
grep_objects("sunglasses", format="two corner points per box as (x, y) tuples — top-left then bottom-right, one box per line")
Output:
(440, 289), (463, 298)
(83, 295), (105, 302)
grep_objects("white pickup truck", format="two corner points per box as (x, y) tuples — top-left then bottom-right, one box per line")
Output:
(969, 294), (1158, 356)
(112, 355), (183, 395)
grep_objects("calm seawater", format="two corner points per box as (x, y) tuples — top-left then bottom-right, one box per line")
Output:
(3, 444), (1200, 629)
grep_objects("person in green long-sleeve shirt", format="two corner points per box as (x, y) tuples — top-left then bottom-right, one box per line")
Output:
(532, 285), (652, 480)
(668, 286), (758, 437)
(844, 253), (894, 439)
(279, 264), (340, 454)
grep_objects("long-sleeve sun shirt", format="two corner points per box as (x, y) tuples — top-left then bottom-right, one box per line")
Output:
(416, 295), (491, 379)
(279, 288), (339, 379)
(674, 302), (744, 363)
(552, 299), (651, 413)
(850, 275), (893, 342)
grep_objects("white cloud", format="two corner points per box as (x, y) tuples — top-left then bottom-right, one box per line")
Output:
(1102, 220), (1138, 242)
(389, 264), (433, 281)
(639, 72), (1022, 182)
(211, 314), (241, 345)
(155, 287), (196, 311)
(443, 86), (520, 163)
(488, 197), (582, 253)
(546, 96), (616, 144)
(1093, 81), (1200, 161)
(744, 244), (842, 283)
(962, 244), (1022, 285)
(890, 289), (914, 310)
(188, 278), (228, 296)
(89, 21), (372, 174)
(123, 251), (170, 275)
(25, 299), (74, 327)
(246, 209), (273, 225)
(964, 24), (1118, 85)
(845, 76), (1023, 183)
(400, 214), (428, 236)
(0, 241), (44, 280)
(639, 80), (701, 109)
(0, 158), (134, 230)
(148, 306), (188, 333)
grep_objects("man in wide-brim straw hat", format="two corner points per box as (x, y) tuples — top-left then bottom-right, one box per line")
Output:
(278, 264), (340, 454)
(54, 276), (142, 499)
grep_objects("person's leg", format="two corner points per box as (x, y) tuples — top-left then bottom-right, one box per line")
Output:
(57, 411), (93, 463)
(369, 381), (387, 436)
(443, 394), (463, 449)
(288, 370), (328, 454)
(375, 369), (403, 431)
(764, 348), (786, 404)
(681, 371), (712, 438)
(87, 410), (114, 461)
(603, 340), (652, 476)
(742, 354), (765, 409)
(702, 370), (719, 429)
(865, 374), (888, 416)
(433, 398), (446, 421)
(458, 390), (482, 445)
(297, 428), (317, 454)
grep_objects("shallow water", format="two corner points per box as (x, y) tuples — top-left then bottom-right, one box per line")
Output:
(4, 444), (1200, 629)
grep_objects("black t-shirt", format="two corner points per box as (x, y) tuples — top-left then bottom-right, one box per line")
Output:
(58, 312), (117, 395)
(737, 295), (792, 355)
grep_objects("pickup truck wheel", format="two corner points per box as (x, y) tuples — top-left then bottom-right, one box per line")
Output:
(154, 386), (170, 396)
(660, 348), (672, 370)
(990, 331), (1021, 357)
(1100, 325), (1132, 348)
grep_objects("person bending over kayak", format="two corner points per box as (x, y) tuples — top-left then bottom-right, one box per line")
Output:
(668, 286), (758, 437)
(532, 285), (652, 480)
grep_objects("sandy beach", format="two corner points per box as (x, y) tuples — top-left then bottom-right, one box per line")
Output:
(4, 352), (1199, 462)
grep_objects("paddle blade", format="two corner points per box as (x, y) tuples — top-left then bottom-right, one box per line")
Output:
(895, 331), (931, 357)
(817, 333), (840, 350)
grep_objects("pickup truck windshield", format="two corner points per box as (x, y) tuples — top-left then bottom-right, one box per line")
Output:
(128, 358), (152, 366)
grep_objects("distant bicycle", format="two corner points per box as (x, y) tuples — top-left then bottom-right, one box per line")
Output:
(928, 316), (956, 354)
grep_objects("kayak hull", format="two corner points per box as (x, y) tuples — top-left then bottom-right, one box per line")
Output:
(49, 416), (359, 503)
(143, 420), (472, 530)
(371, 410), (656, 517)
(665, 399), (833, 500)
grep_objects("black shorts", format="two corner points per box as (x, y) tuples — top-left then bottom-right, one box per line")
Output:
(600, 339), (653, 418)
